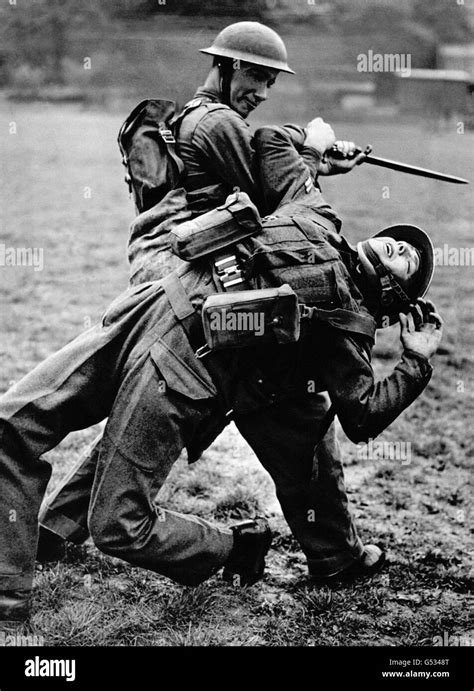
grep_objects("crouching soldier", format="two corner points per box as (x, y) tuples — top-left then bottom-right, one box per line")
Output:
(0, 122), (442, 622)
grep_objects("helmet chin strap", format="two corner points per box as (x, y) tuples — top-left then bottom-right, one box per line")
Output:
(361, 240), (412, 307)
(216, 59), (234, 107)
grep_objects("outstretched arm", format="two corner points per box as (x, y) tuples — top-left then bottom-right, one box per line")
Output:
(317, 302), (442, 444)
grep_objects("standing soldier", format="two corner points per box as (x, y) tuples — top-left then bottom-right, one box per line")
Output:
(37, 22), (371, 583)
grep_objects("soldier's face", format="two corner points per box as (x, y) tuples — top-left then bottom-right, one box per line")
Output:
(359, 237), (420, 288)
(229, 62), (278, 118)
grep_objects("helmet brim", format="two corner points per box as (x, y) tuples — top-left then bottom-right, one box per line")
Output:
(200, 47), (295, 74)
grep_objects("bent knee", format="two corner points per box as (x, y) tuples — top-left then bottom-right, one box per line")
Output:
(88, 511), (151, 556)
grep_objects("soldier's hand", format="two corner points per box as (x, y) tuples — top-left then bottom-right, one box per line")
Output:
(318, 141), (368, 176)
(399, 299), (443, 360)
(304, 117), (336, 156)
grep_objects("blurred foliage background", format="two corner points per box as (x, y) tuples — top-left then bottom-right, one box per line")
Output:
(0, 0), (471, 116)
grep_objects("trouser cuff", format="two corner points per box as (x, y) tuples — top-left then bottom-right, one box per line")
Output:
(39, 509), (89, 544)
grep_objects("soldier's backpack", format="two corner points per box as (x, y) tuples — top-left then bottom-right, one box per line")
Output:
(117, 98), (200, 214)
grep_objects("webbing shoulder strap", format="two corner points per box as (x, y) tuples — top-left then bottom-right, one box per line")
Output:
(171, 98), (202, 130)
(161, 272), (195, 321)
(158, 120), (185, 181)
(300, 304), (376, 340)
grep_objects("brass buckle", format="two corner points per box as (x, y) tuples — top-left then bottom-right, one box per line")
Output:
(215, 255), (245, 289)
(196, 344), (211, 359)
(299, 304), (312, 319)
(160, 129), (175, 144)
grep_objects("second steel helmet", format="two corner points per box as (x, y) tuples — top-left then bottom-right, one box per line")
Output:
(361, 224), (435, 327)
(200, 21), (294, 74)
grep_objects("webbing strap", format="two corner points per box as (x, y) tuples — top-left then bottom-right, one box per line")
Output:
(161, 272), (195, 321)
(361, 240), (412, 306)
(291, 213), (337, 237)
(301, 304), (376, 340)
(158, 120), (185, 179)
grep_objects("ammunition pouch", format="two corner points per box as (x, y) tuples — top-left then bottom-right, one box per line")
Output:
(198, 284), (299, 355)
(169, 190), (262, 262)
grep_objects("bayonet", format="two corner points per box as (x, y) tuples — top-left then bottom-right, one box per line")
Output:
(327, 145), (469, 184)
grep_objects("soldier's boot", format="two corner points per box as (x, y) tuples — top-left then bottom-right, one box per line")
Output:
(36, 526), (68, 563)
(310, 544), (386, 584)
(223, 518), (273, 587)
(0, 591), (31, 622)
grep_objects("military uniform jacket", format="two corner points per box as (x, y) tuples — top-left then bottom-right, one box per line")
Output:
(128, 87), (337, 284)
(108, 109), (432, 453)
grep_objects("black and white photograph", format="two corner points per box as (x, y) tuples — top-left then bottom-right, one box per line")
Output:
(0, 0), (472, 684)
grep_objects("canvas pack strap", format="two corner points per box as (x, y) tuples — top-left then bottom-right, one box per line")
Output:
(161, 272), (196, 322)
(291, 212), (338, 237)
(161, 271), (210, 358)
(300, 304), (376, 340)
(158, 120), (185, 179)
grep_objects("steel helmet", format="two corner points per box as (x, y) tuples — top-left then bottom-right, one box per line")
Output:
(200, 21), (294, 74)
(362, 224), (435, 328)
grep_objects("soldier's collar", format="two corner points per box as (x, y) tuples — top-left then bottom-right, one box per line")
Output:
(194, 86), (222, 104)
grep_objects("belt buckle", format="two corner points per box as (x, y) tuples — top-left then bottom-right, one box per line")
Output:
(160, 129), (175, 144)
(299, 304), (314, 320)
(215, 255), (245, 289)
(196, 344), (212, 359)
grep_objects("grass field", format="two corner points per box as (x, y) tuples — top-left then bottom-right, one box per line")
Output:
(0, 96), (473, 646)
